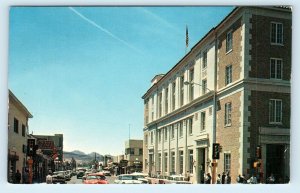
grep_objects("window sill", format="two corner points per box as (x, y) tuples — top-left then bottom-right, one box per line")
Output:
(224, 124), (232, 128)
(225, 49), (233, 55)
(269, 122), (283, 125)
(271, 43), (284, 46)
(270, 78), (283, 80)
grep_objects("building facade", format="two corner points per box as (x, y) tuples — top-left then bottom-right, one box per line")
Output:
(142, 6), (291, 184)
(8, 90), (33, 183)
(125, 139), (143, 173)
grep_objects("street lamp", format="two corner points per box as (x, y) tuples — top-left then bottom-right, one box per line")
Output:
(184, 81), (217, 183)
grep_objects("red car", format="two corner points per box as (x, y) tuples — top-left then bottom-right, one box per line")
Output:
(83, 173), (108, 184)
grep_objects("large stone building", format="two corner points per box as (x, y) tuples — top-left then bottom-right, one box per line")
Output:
(8, 90), (33, 183)
(142, 6), (291, 184)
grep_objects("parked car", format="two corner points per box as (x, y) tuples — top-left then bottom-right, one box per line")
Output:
(83, 173), (108, 184)
(102, 170), (111, 176)
(64, 171), (71, 181)
(165, 175), (191, 184)
(77, 171), (85, 179)
(114, 174), (145, 184)
(52, 171), (66, 184)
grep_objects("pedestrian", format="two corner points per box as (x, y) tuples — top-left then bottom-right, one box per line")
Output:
(185, 171), (191, 182)
(15, 170), (21, 184)
(46, 172), (53, 184)
(267, 173), (275, 184)
(205, 173), (212, 184)
(225, 172), (231, 184)
(216, 174), (221, 184)
(236, 174), (245, 183)
(221, 172), (226, 184)
(247, 174), (257, 184)
(22, 169), (29, 184)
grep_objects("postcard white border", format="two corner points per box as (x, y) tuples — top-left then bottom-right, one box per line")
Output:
(1, 1), (299, 193)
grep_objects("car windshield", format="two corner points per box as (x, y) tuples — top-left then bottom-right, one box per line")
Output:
(119, 175), (136, 180)
(87, 175), (106, 180)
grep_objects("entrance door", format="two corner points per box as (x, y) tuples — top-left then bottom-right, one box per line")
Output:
(197, 148), (206, 184)
(266, 144), (285, 183)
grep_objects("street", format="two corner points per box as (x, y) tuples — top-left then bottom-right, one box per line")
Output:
(67, 175), (116, 184)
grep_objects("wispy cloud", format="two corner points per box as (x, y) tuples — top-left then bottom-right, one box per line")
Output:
(68, 7), (143, 54)
(139, 7), (182, 35)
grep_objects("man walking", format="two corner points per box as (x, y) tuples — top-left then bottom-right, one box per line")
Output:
(15, 170), (21, 184)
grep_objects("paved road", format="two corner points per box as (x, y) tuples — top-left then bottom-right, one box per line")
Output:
(67, 175), (116, 184)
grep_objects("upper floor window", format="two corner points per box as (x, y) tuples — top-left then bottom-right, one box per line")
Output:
(201, 111), (206, 131)
(158, 129), (161, 143)
(202, 79), (207, 94)
(165, 88), (169, 114)
(270, 58), (282, 79)
(126, 148), (135, 155)
(179, 122), (183, 137)
(145, 134), (148, 146)
(158, 92), (162, 118)
(226, 30), (233, 52)
(14, 118), (19, 133)
(172, 82), (176, 110)
(151, 97), (154, 121)
(189, 68), (194, 101)
(145, 100), (149, 124)
(22, 124), (26, 137)
(171, 125), (175, 139)
(188, 118), (193, 135)
(269, 99), (282, 124)
(164, 127), (168, 141)
(180, 75), (185, 107)
(225, 65), (232, 85)
(150, 131), (153, 144)
(271, 22), (283, 44)
(202, 50), (207, 69)
(225, 102), (232, 126)
(139, 148), (143, 156)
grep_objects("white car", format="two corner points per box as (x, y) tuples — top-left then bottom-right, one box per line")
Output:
(165, 175), (191, 184)
(114, 174), (144, 184)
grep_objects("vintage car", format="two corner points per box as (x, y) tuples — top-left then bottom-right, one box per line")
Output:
(114, 174), (146, 184)
(164, 175), (191, 184)
(83, 173), (108, 184)
(52, 171), (66, 184)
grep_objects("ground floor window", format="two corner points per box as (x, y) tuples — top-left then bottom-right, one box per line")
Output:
(224, 153), (231, 173)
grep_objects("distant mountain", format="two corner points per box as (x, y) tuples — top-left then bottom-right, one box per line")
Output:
(71, 150), (86, 155)
(63, 150), (107, 163)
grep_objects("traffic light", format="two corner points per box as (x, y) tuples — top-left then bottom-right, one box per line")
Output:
(212, 143), (220, 159)
(256, 146), (262, 159)
(27, 139), (35, 156)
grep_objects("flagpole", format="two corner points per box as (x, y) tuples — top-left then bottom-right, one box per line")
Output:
(185, 25), (189, 54)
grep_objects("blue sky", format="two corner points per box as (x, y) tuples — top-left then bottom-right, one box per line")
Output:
(9, 6), (234, 155)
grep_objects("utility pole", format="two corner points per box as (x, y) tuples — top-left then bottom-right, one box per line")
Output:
(129, 124), (131, 140)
